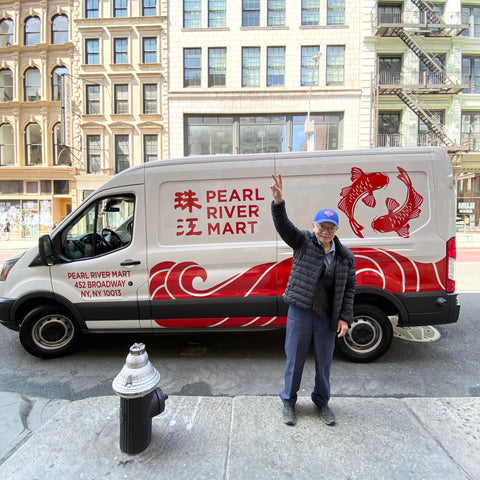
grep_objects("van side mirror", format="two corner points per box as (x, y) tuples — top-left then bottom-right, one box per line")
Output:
(38, 235), (57, 266)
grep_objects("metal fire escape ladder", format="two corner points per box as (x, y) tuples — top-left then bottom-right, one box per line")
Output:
(410, 0), (443, 25)
(393, 27), (449, 84)
(410, 0), (467, 36)
(393, 89), (456, 147)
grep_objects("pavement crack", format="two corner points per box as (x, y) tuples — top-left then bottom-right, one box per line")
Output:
(403, 399), (475, 480)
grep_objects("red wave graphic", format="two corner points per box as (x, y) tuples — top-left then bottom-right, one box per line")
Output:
(149, 260), (283, 300)
(351, 247), (446, 293)
(149, 248), (447, 312)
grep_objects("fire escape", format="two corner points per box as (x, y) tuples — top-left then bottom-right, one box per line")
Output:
(373, 0), (468, 152)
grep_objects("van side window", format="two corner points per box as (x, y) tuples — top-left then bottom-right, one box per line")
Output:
(60, 195), (135, 261)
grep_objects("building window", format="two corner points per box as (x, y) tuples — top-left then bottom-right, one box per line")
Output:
(114, 84), (129, 114)
(114, 0), (128, 18)
(86, 84), (101, 114)
(24, 67), (41, 101)
(143, 84), (158, 113)
(143, 134), (158, 162)
(326, 45), (345, 85)
(85, 39), (99, 64)
(53, 123), (71, 165)
(208, 48), (226, 87)
(52, 14), (69, 44)
(377, 4), (402, 24)
(142, 37), (157, 63)
(463, 56), (480, 93)
(86, 135), (101, 173)
(378, 112), (401, 147)
(143, 0), (156, 16)
(378, 56), (402, 85)
(462, 6), (480, 38)
(0, 69), (13, 102)
(302, 0), (319, 26)
(242, 47), (260, 87)
(243, 0), (260, 26)
(184, 0), (201, 28)
(186, 116), (234, 155)
(24, 16), (41, 46)
(0, 123), (14, 166)
(114, 38), (128, 64)
(267, 47), (285, 86)
(462, 111), (480, 151)
(0, 19), (13, 47)
(184, 48), (201, 87)
(25, 123), (42, 166)
(301, 46), (320, 86)
(327, 0), (344, 25)
(209, 0), (226, 27)
(115, 135), (129, 173)
(240, 116), (285, 153)
(419, 54), (445, 85)
(51, 66), (68, 102)
(86, 0), (99, 18)
(268, 0), (285, 26)
(418, 111), (444, 147)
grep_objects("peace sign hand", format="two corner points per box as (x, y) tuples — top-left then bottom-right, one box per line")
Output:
(270, 174), (283, 205)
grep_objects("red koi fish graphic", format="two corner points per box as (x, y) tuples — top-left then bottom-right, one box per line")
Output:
(371, 167), (423, 238)
(338, 167), (390, 238)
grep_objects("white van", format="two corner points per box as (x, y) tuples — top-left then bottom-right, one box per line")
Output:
(0, 147), (460, 361)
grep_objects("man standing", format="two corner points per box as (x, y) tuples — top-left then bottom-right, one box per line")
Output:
(270, 174), (356, 426)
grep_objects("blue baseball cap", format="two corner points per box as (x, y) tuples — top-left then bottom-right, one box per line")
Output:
(314, 209), (339, 226)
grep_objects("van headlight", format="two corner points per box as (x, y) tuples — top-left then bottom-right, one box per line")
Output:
(0, 255), (21, 281)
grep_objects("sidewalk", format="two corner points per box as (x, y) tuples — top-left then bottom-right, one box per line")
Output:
(0, 392), (478, 479)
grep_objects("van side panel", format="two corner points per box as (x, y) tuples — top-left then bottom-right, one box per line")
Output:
(145, 155), (281, 328)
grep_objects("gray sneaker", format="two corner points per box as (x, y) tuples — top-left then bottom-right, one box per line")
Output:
(283, 405), (296, 426)
(319, 405), (336, 426)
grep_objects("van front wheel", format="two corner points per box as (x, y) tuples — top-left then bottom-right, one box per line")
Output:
(19, 306), (79, 358)
(336, 304), (393, 363)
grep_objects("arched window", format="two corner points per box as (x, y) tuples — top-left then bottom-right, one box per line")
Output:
(24, 67), (41, 101)
(51, 14), (68, 44)
(0, 123), (14, 166)
(0, 19), (13, 47)
(51, 66), (68, 101)
(25, 123), (42, 166)
(0, 69), (13, 102)
(53, 122), (71, 166)
(24, 16), (41, 46)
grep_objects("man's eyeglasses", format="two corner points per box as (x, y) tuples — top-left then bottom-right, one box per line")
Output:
(314, 222), (337, 233)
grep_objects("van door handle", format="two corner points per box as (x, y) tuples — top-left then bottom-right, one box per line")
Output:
(120, 260), (141, 266)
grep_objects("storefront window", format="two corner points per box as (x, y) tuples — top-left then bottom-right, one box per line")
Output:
(239, 116), (285, 153)
(185, 114), (343, 155)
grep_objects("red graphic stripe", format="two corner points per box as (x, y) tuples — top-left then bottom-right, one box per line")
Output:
(154, 316), (287, 328)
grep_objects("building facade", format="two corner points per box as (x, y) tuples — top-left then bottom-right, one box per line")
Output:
(1, 0), (480, 237)
(71, 0), (168, 203)
(0, 0), (75, 237)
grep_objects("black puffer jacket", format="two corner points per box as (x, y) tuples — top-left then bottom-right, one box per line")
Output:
(272, 201), (356, 331)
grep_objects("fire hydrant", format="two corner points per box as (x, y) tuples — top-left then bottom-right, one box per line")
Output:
(112, 343), (168, 454)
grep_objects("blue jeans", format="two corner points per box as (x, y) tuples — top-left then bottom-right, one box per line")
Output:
(280, 304), (336, 408)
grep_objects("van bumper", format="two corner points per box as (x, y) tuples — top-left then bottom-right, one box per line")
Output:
(0, 297), (17, 331)
(397, 291), (460, 326)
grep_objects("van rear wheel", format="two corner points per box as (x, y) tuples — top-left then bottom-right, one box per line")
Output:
(336, 304), (393, 363)
(19, 305), (79, 359)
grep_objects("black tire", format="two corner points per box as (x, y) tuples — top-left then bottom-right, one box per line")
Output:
(19, 305), (79, 358)
(336, 304), (393, 363)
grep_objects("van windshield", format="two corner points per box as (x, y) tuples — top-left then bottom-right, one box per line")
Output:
(60, 195), (135, 261)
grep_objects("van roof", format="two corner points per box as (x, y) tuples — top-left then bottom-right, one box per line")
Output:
(100, 146), (448, 190)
